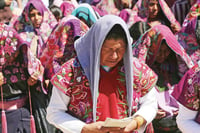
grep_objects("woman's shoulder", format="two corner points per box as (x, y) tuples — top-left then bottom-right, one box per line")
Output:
(132, 57), (158, 96)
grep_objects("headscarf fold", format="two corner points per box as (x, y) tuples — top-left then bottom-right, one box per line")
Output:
(60, 1), (75, 17)
(74, 15), (133, 121)
(133, 24), (194, 69)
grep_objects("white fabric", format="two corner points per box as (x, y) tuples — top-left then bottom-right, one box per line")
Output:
(134, 87), (158, 133)
(176, 103), (200, 133)
(41, 0), (49, 8)
(47, 86), (157, 133)
(47, 87), (85, 133)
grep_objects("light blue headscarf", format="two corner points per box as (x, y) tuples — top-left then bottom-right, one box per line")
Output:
(74, 15), (133, 121)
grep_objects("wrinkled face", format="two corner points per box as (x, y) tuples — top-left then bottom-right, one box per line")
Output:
(155, 41), (171, 63)
(29, 8), (43, 28)
(100, 39), (126, 68)
(148, 0), (160, 19)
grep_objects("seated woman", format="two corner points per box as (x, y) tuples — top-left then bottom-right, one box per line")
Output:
(171, 62), (200, 133)
(133, 24), (194, 133)
(46, 15), (158, 133)
(128, 0), (180, 35)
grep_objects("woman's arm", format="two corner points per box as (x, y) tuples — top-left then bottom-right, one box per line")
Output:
(133, 87), (158, 133)
(46, 86), (86, 133)
(177, 103), (200, 133)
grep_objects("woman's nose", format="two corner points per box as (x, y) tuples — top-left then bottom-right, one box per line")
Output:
(111, 51), (118, 59)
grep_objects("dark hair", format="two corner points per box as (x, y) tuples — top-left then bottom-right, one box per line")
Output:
(105, 24), (127, 44)
(129, 21), (150, 41)
(49, 5), (63, 20)
(195, 15), (200, 43)
(29, 4), (36, 13)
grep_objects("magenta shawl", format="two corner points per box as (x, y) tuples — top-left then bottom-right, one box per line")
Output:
(0, 23), (44, 82)
(127, 0), (180, 28)
(40, 15), (89, 79)
(133, 24), (194, 115)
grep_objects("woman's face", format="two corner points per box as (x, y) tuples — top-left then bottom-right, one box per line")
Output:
(29, 8), (43, 28)
(155, 41), (171, 63)
(147, 0), (160, 19)
(100, 39), (126, 68)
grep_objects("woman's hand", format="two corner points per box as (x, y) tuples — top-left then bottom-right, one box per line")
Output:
(101, 119), (138, 133)
(155, 109), (166, 119)
(171, 23), (181, 33)
(81, 121), (105, 133)
(27, 76), (37, 86)
(0, 72), (4, 86)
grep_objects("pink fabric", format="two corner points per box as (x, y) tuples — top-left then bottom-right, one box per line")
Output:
(12, 0), (57, 48)
(133, 24), (194, 116)
(133, 24), (193, 69)
(40, 15), (89, 79)
(0, 23), (44, 82)
(51, 57), (158, 123)
(127, 0), (180, 28)
(182, 0), (200, 27)
(172, 64), (200, 111)
(177, 2), (200, 65)
(60, 1), (75, 17)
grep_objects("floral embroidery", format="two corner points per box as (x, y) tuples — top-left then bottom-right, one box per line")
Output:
(51, 57), (157, 123)
(183, 66), (200, 110)
(10, 75), (18, 83)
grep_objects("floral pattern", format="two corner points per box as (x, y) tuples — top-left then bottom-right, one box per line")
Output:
(40, 16), (89, 79)
(51, 56), (157, 123)
(175, 64), (200, 111)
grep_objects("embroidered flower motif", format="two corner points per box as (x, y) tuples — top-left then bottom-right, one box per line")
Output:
(4, 43), (14, 56)
(76, 76), (81, 82)
(188, 78), (193, 85)
(193, 99), (199, 110)
(10, 75), (18, 83)
(21, 74), (26, 80)
(13, 68), (19, 74)
(4, 70), (11, 74)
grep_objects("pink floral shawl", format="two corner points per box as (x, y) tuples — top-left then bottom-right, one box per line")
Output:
(0, 23), (44, 82)
(127, 0), (180, 28)
(133, 24), (194, 116)
(40, 15), (89, 79)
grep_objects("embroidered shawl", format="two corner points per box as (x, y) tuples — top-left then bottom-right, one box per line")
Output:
(127, 0), (180, 28)
(40, 15), (89, 79)
(0, 23), (44, 82)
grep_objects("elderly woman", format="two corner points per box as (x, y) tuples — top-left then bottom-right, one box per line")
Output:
(46, 15), (158, 133)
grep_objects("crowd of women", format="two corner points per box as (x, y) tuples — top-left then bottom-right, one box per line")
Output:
(0, 0), (200, 133)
